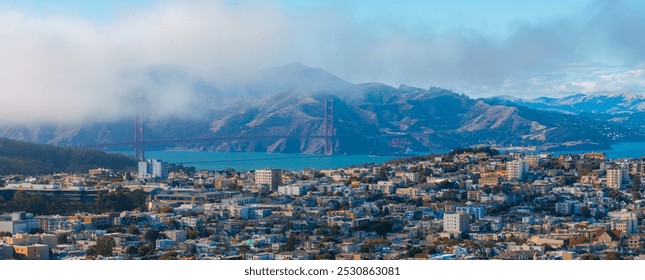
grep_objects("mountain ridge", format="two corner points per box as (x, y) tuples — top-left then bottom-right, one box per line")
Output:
(1, 63), (644, 154)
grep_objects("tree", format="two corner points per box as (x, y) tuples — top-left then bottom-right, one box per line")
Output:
(373, 219), (394, 237)
(439, 190), (457, 202)
(377, 167), (389, 181)
(57, 233), (69, 244)
(360, 239), (391, 253)
(438, 180), (456, 189)
(159, 251), (178, 260)
(580, 254), (599, 260)
(186, 230), (200, 240)
(631, 174), (641, 195)
(12, 190), (46, 214)
(238, 245), (251, 252)
(353, 219), (394, 237)
(127, 225), (141, 235)
(86, 247), (97, 258)
(316, 253), (334, 260)
(409, 198), (423, 207)
(144, 230), (161, 243)
(94, 236), (116, 257)
(604, 251), (622, 260)
(406, 246), (423, 258)
(285, 236), (299, 251)
(579, 206), (591, 218)
(126, 246), (138, 257)
(138, 244), (152, 256)
(329, 225), (341, 235)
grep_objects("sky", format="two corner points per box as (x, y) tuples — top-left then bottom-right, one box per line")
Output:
(0, 0), (644, 125)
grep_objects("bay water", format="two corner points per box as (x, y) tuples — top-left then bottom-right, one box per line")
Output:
(116, 141), (645, 171)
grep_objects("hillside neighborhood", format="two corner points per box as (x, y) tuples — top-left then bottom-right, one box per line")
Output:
(1, 148), (645, 260)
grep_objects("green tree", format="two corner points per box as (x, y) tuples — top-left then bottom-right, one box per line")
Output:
(579, 206), (591, 218)
(439, 189), (457, 202)
(329, 225), (341, 235)
(186, 230), (200, 240)
(56, 233), (69, 244)
(144, 230), (161, 243)
(360, 239), (391, 253)
(631, 174), (641, 194)
(127, 225), (141, 235)
(377, 167), (388, 181)
(438, 180), (456, 189)
(373, 219), (394, 237)
(94, 236), (116, 257)
(159, 251), (179, 260)
(580, 254), (599, 260)
(138, 244), (152, 256)
(126, 246), (138, 257)
(86, 247), (97, 258)
(12, 190), (46, 214)
(315, 253), (334, 260)
(604, 251), (623, 260)
(285, 236), (299, 251)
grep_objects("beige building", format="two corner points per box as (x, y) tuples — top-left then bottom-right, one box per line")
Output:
(255, 169), (282, 191)
(5, 233), (57, 248)
(13, 244), (49, 260)
(524, 155), (541, 169)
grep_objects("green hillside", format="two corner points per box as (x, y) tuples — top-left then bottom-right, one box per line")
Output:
(0, 137), (135, 175)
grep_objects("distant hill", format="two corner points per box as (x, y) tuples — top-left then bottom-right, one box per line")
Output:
(1, 64), (644, 154)
(487, 93), (645, 114)
(0, 137), (135, 175)
(486, 93), (645, 134)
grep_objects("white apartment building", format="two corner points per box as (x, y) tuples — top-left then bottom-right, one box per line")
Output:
(606, 165), (622, 189)
(506, 159), (528, 181)
(138, 159), (169, 179)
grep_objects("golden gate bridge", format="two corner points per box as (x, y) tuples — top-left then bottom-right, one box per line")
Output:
(80, 99), (336, 161)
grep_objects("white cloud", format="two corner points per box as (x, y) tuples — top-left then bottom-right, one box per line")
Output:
(0, 2), (291, 125)
(0, 1), (644, 125)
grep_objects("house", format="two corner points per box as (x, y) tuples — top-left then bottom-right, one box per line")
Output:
(13, 244), (50, 260)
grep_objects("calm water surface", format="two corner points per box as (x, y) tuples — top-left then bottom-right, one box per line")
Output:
(117, 141), (645, 171)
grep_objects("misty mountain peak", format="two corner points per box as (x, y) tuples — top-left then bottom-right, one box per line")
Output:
(249, 63), (354, 94)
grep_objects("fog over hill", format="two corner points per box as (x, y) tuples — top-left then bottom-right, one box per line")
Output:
(1, 63), (643, 154)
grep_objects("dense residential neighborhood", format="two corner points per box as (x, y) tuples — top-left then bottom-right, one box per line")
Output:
(1, 148), (645, 260)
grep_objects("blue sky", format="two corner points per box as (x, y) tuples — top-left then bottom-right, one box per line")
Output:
(0, 0), (644, 124)
(2, 0), (591, 38)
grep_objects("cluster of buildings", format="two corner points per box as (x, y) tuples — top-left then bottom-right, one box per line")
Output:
(1, 151), (645, 260)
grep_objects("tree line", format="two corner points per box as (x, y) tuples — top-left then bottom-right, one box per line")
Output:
(0, 187), (148, 215)
(0, 137), (135, 175)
